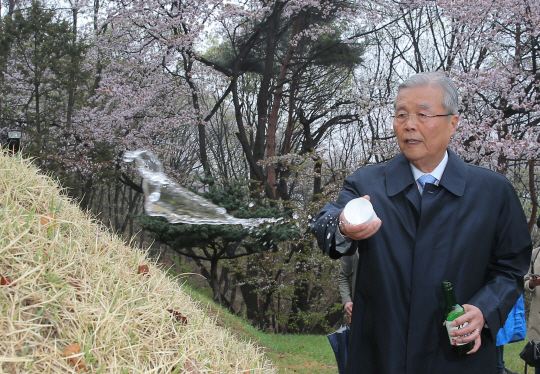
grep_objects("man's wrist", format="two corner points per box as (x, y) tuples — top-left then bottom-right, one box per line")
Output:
(335, 227), (352, 245)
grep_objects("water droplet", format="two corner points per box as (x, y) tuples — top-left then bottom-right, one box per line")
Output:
(149, 192), (161, 202)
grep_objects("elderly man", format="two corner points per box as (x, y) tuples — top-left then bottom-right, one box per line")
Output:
(311, 72), (532, 373)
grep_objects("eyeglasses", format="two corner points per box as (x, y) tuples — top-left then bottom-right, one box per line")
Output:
(392, 113), (453, 125)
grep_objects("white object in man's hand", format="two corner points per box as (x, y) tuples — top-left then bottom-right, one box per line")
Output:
(343, 197), (378, 225)
(339, 195), (382, 241)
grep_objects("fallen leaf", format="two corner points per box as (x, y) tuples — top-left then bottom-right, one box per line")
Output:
(63, 343), (80, 357)
(138, 265), (150, 276)
(167, 309), (188, 324)
(0, 274), (13, 286)
(63, 343), (87, 372)
(40, 213), (57, 227)
(184, 358), (200, 373)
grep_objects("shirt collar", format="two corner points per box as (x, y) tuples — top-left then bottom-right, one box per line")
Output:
(410, 151), (448, 185)
(386, 148), (467, 197)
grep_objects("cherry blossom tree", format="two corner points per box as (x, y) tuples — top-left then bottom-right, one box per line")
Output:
(343, 0), (540, 226)
(78, 0), (540, 330)
(3, 0), (539, 331)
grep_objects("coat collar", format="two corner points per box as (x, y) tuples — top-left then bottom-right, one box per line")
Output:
(386, 148), (467, 197)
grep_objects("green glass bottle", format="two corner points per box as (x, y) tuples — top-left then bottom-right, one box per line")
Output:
(443, 281), (474, 355)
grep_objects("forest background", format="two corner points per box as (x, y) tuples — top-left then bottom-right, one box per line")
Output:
(1, 0), (539, 334)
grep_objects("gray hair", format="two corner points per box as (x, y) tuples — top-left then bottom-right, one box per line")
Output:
(397, 72), (459, 115)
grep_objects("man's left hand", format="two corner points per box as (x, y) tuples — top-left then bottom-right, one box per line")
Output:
(449, 304), (484, 354)
(344, 301), (353, 316)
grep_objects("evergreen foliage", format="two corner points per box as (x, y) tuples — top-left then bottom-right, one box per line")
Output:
(0, 1), (88, 155)
(139, 180), (299, 310)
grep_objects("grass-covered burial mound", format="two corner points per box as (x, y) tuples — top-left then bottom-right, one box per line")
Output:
(0, 153), (275, 374)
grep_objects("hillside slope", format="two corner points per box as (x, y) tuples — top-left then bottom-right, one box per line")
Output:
(0, 153), (276, 374)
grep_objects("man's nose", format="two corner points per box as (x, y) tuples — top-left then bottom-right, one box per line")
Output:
(404, 116), (417, 130)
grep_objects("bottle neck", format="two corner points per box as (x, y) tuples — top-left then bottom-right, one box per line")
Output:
(443, 282), (458, 306)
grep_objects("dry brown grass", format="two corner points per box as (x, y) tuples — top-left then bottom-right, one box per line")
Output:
(0, 153), (276, 374)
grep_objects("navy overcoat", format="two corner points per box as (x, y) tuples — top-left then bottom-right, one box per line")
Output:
(311, 149), (532, 374)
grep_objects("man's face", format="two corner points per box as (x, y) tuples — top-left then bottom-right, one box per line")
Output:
(393, 85), (458, 173)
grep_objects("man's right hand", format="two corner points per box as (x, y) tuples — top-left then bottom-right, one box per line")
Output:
(344, 302), (353, 316)
(339, 195), (382, 241)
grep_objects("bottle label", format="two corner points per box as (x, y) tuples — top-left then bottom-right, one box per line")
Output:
(446, 321), (471, 346)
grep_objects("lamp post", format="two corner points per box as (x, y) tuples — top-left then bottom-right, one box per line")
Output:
(2, 130), (22, 154)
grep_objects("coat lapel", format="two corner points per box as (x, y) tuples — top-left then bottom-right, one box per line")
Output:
(384, 148), (468, 221)
(385, 152), (420, 214)
(438, 149), (468, 197)
(385, 149), (468, 198)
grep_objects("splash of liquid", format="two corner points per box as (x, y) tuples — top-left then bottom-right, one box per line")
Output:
(124, 150), (279, 228)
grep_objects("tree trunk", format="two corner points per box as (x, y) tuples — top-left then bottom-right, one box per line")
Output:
(34, 78), (41, 136)
(235, 269), (265, 328)
(529, 159), (538, 233)
(8, 0), (16, 16)
(266, 16), (302, 199)
(287, 243), (310, 333)
(496, 123), (508, 174)
(210, 254), (221, 305)
(251, 1), (284, 198)
(80, 177), (93, 211)
(182, 52), (211, 180)
(231, 78), (275, 199)
(119, 188), (141, 235)
(66, 5), (78, 127)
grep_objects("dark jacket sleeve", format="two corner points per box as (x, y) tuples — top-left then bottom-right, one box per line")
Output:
(310, 176), (361, 259)
(467, 179), (532, 342)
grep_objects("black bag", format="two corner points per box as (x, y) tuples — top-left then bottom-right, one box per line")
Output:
(520, 340), (540, 372)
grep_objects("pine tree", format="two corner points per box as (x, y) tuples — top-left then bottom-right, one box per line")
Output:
(139, 179), (298, 323)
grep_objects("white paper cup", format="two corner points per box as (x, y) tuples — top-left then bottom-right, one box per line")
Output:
(343, 198), (378, 226)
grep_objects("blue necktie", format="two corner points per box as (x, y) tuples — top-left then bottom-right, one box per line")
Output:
(418, 174), (437, 195)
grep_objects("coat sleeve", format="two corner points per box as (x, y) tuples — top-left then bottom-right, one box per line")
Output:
(310, 175), (361, 259)
(525, 247), (540, 293)
(338, 256), (353, 305)
(467, 182), (532, 342)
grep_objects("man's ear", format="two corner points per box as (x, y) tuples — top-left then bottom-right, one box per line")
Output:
(449, 114), (459, 136)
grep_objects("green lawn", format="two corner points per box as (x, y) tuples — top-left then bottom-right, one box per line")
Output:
(183, 285), (338, 373)
(252, 332), (338, 374)
(257, 332), (532, 374)
(504, 339), (528, 374)
(183, 284), (534, 374)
